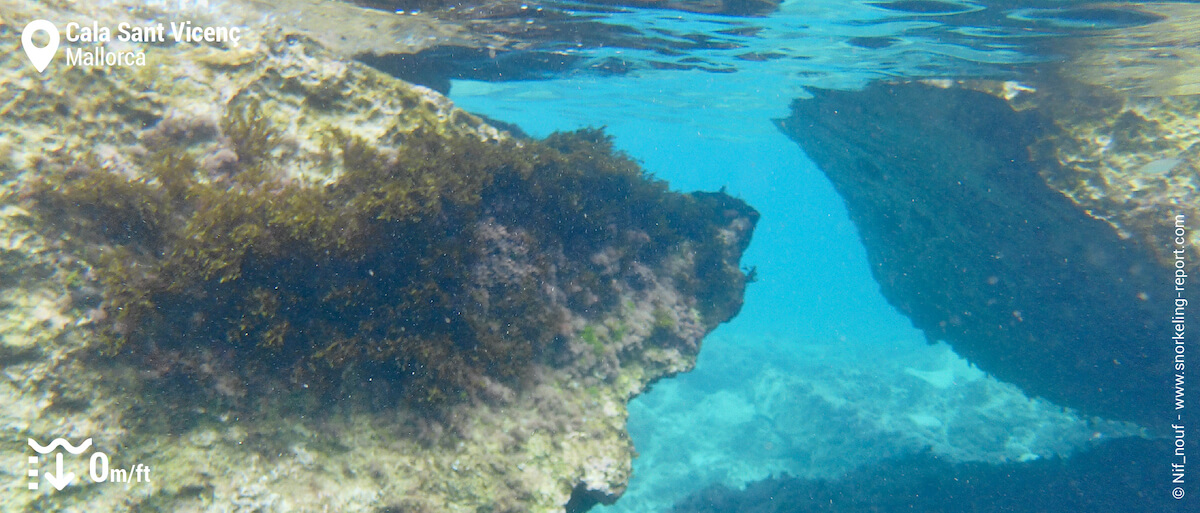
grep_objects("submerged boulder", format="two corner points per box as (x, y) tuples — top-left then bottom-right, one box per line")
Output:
(776, 78), (1193, 427)
(0, 1), (756, 511)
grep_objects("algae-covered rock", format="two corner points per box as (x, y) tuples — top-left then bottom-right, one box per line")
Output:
(0, 1), (757, 511)
(775, 78), (1193, 427)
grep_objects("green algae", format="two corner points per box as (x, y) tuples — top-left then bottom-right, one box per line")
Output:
(652, 307), (675, 330)
(582, 325), (604, 356)
(221, 97), (280, 169)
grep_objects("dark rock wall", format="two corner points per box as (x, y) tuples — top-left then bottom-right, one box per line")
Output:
(776, 83), (1172, 427)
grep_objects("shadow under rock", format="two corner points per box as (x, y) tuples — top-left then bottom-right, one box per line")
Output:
(669, 436), (1185, 513)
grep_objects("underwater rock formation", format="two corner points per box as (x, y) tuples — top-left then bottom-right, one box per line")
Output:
(0, 1), (756, 511)
(670, 437), (1182, 513)
(776, 79), (1194, 427)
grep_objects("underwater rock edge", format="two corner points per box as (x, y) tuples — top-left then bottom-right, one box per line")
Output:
(0, 2), (758, 512)
(776, 78), (1196, 428)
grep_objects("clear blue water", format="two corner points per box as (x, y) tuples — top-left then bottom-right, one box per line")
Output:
(447, 2), (1167, 509)
(448, 86), (929, 509)
(451, 76), (911, 345)
(448, 0), (1160, 343)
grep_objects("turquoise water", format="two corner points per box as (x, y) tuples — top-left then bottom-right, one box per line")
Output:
(446, 1), (1184, 510)
(451, 76), (909, 345)
(447, 83), (1095, 510)
(450, 84), (927, 510)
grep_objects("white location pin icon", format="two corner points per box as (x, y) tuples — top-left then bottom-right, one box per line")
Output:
(22, 20), (60, 74)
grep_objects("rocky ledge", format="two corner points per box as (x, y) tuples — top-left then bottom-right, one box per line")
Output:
(776, 77), (1195, 428)
(0, 1), (756, 511)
